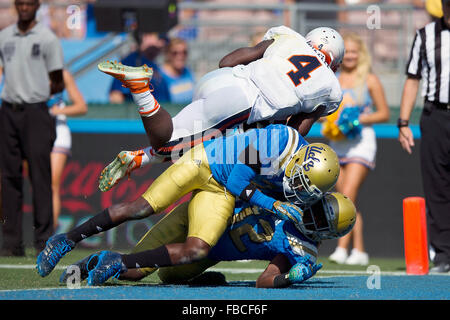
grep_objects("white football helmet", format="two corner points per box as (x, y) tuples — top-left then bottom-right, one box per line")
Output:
(305, 27), (345, 72)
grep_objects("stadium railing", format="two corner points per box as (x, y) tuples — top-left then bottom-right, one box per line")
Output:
(0, 2), (427, 111)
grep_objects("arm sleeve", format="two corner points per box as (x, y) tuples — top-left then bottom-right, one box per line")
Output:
(44, 34), (64, 72)
(224, 125), (294, 210)
(225, 164), (276, 211)
(273, 273), (292, 288)
(405, 31), (423, 79)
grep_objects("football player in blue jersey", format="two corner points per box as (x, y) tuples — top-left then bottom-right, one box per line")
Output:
(36, 124), (340, 284)
(60, 192), (356, 288)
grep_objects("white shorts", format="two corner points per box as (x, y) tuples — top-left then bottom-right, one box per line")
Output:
(52, 117), (72, 156)
(329, 126), (377, 170)
(157, 68), (257, 156)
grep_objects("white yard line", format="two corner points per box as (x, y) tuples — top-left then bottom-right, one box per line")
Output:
(211, 267), (449, 276)
(1, 264), (448, 277)
(210, 267), (411, 276)
(0, 264), (67, 270)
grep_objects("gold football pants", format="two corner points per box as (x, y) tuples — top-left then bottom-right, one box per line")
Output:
(132, 201), (218, 283)
(141, 144), (235, 248)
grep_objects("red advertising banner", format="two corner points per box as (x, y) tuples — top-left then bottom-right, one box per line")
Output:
(2, 132), (424, 257)
(11, 133), (190, 250)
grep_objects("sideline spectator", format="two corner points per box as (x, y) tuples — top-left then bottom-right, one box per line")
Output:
(48, 69), (87, 231)
(0, 0), (64, 256)
(171, 0), (198, 41)
(109, 32), (170, 104)
(324, 32), (390, 265)
(398, 0), (450, 273)
(160, 38), (195, 104)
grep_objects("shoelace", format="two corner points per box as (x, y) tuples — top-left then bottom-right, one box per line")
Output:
(47, 241), (72, 267)
(97, 261), (123, 284)
(86, 254), (99, 273)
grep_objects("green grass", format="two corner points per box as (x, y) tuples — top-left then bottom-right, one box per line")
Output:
(0, 248), (407, 291)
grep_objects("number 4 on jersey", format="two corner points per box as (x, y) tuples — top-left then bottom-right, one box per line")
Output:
(287, 55), (322, 86)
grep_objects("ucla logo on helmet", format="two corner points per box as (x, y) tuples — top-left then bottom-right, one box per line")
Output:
(303, 145), (324, 171)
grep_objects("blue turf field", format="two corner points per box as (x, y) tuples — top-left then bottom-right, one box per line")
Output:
(1, 275), (448, 300)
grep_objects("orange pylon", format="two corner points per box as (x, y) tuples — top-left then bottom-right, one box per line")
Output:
(403, 197), (429, 275)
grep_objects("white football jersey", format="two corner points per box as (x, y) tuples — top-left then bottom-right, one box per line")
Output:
(241, 26), (342, 124)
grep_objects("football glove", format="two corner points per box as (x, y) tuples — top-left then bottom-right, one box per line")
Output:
(288, 255), (322, 284)
(272, 201), (303, 226)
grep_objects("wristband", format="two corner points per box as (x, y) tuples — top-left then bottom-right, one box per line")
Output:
(273, 273), (291, 288)
(397, 118), (409, 128)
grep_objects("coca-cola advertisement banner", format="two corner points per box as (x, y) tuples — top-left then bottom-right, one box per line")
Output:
(8, 133), (188, 250)
(2, 132), (424, 257)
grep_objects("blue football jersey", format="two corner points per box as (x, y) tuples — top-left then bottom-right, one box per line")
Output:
(203, 124), (308, 211)
(208, 202), (318, 266)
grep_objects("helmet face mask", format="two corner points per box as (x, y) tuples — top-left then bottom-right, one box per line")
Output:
(283, 143), (340, 205)
(299, 196), (336, 241)
(283, 158), (323, 205)
(296, 192), (356, 241)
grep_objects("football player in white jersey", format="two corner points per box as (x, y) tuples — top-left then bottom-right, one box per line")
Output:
(97, 26), (344, 192)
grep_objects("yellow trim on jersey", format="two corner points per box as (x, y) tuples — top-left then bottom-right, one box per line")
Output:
(278, 127), (300, 170)
(262, 126), (300, 176)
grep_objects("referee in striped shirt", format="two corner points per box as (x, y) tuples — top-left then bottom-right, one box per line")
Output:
(398, 0), (450, 273)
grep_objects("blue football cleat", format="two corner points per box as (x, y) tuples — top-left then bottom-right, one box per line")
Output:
(59, 253), (99, 284)
(87, 251), (127, 286)
(36, 234), (75, 277)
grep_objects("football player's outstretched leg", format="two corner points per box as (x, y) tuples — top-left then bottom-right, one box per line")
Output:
(36, 233), (76, 277)
(36, 196), (153, 277)
(97, 60), (173, 150)
(97, 61), (177, 191)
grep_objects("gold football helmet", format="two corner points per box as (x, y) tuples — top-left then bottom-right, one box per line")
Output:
(298, 192), (356, 241)
(283, 142), (340, 204)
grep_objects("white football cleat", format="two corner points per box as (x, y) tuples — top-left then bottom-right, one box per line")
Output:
(98, 60), (153, 94)
(99, 150), (145, 192)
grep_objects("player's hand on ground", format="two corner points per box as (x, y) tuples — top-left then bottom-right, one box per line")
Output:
(272, 201), (303, 226)
(98, 150), (144, 191)
(288, 255), (322, 284)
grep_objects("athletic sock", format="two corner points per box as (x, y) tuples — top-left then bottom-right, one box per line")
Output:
(66, 209), (116, 243)
(142, 146), (165, 165)
(121, 246), (172, 269)
(131, 91), (160, 117)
